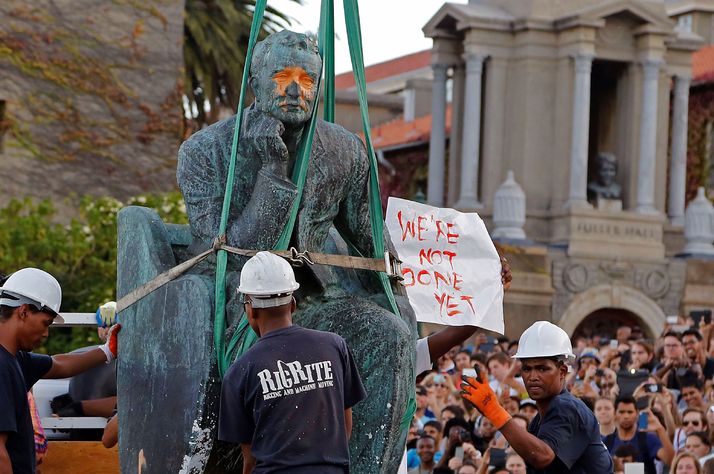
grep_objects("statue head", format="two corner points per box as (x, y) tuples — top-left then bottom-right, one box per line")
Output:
(595, 152), (617, 188)
(250, 30), (321, 127)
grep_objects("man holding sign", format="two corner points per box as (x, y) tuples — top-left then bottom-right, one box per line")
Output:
(387, 198), (513, 474)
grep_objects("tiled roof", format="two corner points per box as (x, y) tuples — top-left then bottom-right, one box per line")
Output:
(335, 50), (431, 90)
(366, 106), (452, 151)
(693, 45), (714, 83)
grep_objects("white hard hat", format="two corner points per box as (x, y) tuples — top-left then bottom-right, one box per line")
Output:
(513, 321), (574, 360)
(238, 251), (299, 308)
(0, 268), (64, 322)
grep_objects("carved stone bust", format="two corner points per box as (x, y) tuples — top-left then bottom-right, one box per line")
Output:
(588, 152), (621, 202)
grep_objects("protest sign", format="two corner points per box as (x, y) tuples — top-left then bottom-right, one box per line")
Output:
(385, 197), (504, 333)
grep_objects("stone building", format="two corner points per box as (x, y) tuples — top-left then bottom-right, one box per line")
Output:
(0, 1), (185, 215)
(417, 0), (714, 338)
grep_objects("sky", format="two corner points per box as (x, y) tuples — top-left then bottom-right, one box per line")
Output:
(270, 0), (469, 74)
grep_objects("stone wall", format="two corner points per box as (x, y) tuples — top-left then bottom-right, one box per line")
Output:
(0, 0), (185, 214)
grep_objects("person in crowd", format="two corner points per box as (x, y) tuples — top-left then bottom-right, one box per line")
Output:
(612, 444), (638, 474)
(657, 332), (691, 390)
(683, 330), (714, 380)
(407, 421), (444, 470)
(603, 350), (623, 372)
(416, 385), (437, 426)
(682, 379), (708, 412)
(471, 416), (498, 454)
(569, 350), (601, 401)
(0, 268), (121, 474)
(422, 373), (457, 418)
(596, 397), (617, 436)
(675, 409), (709, 452)
(461, 321), (614, 473)
(217, 252), (366, 473)
(685, 432), (712, 462)
(518, 398), (538, 423)
(505, 452), (527, 474)
(617, 326), (633, 346)
(670, 451), (703, 474)
(600, 368), (621, 399)
(437, 347), (458, 375)
(629, 340), (657, 372)
(604, 395), (675, 473)
(441, 405), (465, 425)
(487, 352), (526, 398)
(453, 350), (473, 384)
(456, 462), (478, 474)
(409, 435), (437, 474)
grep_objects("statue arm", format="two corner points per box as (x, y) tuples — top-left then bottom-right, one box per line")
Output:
(178, 138), (298, 250)
(334, 136), (375, 258)
(226, 168), (298, 249)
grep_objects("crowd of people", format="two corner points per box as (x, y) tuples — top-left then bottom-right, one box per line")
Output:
(407, 315), (714, 474)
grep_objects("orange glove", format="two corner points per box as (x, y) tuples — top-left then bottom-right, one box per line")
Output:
(99, 324), (121, 363)
(461, 370), (512, 429)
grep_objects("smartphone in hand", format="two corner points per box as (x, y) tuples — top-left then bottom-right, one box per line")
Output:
(638, 412), (648, 431)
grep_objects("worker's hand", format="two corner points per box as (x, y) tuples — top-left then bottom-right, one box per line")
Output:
(461, 370), (512, 429)
(500, 256), (512, 291)
(99, 324), (122, 363)
(95, 301), (117, 328)
(245, 111), (289, 177)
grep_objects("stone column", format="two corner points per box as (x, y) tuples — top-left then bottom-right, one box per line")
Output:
(481, 56), (508, 210)
(668, 74), (691, 226)
(565, 54), (593, 210)
(455, 52), (487, 209)
(427, 63), (449, 206)
(448, 64), (465, 206)
(635, 60), (662, 214)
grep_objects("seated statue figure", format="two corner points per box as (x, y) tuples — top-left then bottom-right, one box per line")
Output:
(116, 30), (416, 474)
(587, 152), (622, 202)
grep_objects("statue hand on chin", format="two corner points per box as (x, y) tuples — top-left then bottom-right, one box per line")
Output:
(244, 110), (289, 178)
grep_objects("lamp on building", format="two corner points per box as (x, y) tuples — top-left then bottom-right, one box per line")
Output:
(492, 170), (526, 240)
(684, 187), (714, 256)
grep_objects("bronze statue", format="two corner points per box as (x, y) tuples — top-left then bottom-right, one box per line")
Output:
(117, 30), (415, 474)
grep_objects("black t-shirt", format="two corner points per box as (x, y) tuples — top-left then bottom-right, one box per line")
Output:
(0, 346), (53, 474)
(218, 325), (367, 473)
(527, 390), (614, 474)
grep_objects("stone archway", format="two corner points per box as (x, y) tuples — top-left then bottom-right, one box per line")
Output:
(557, 284), (665, 337)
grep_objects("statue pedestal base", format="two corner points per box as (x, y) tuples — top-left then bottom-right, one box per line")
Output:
(596, 199), (622, 212)
(552, 208), (666, 261)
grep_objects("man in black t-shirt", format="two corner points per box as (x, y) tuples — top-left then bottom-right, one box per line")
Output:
(218, 252), (366, 473)
(461, 321), (614, 473)
(0, 268), (121, 474)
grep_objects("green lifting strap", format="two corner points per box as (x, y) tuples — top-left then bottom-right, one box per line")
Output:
(341, 0), (415, 433)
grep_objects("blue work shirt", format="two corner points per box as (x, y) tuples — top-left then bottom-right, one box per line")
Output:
(527, 390), (614, 473)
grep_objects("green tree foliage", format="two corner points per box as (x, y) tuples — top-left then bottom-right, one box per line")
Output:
(0, 193), (188, 354)
(183, 0), (301, 125)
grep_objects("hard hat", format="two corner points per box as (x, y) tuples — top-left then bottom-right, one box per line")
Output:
(513, 321), (574, 360)
(0, 268), (64, 322)
(238, 251), (299, 308)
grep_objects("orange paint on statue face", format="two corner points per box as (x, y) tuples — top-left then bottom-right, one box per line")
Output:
(272, 66), (315, 111)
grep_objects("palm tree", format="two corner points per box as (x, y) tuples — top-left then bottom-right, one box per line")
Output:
(183, 0), (301, 126)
